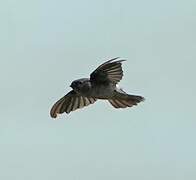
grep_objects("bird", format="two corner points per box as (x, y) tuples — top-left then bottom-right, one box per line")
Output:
(50, 57), (144, 118)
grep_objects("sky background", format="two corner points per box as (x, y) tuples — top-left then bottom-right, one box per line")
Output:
(0, 0), (196, 179)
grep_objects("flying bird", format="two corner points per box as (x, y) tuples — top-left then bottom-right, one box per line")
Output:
(50, 57), (144, 118)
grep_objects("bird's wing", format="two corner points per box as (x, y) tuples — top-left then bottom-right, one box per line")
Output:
(90, 57), (126, 84)
(50, 90), (97, 118)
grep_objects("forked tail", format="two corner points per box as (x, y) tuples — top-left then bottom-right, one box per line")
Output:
(108, 91), (145, 108)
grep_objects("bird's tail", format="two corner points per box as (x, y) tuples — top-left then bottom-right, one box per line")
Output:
(108, 91), (145, 108)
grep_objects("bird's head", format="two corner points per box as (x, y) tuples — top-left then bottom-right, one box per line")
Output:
(70, 78), (89, 93)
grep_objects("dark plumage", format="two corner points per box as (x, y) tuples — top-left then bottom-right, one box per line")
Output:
(50, 57), (144, 118)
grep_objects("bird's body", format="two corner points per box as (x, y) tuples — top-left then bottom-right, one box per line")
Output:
(71, 78), (116, 99)
(50, 58), (144, 118)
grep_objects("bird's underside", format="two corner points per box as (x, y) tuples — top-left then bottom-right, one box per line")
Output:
(50, 57), (145, 118)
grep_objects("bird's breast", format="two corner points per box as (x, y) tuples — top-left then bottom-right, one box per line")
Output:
(88, 84), (116, 99)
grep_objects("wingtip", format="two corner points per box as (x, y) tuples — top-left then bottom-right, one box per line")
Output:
(50, 110), (57, 119)
(105, 57), (126, 65)
(109, 57), (126, 62)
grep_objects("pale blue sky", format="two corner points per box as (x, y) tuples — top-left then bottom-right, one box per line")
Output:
(0, 0), (196, 179)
